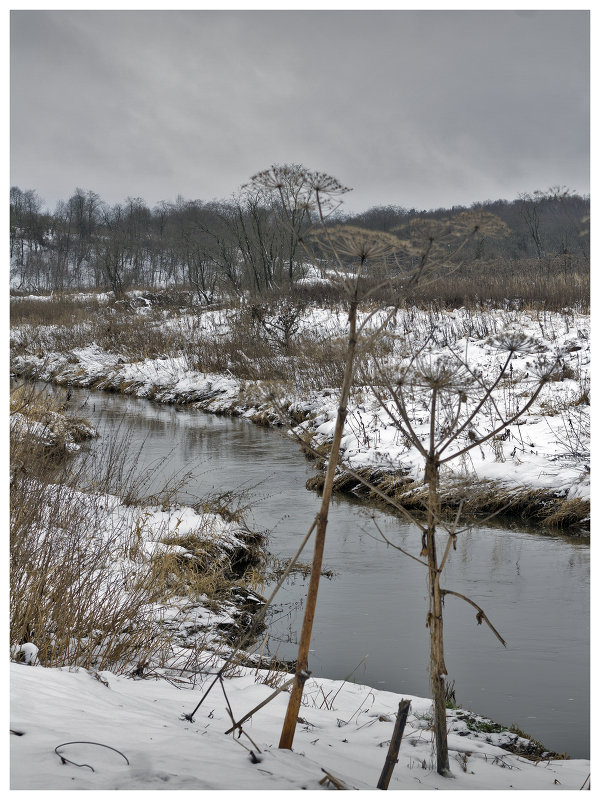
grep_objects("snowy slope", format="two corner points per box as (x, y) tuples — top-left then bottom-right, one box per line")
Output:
(10, 662), (590, 791)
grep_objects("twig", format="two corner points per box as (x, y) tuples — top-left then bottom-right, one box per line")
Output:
(283, 420), (427, 534)
(319, 767), (350, 790)
(369, 517), (429, 569)
(223, 675), (298, 735)
(219, 675), (262, 753)
(453, 499), (515, 535)
(580, 772), (590, 790)
(440, 589), (507, 646)
(329, 655), (370, 706)
(438, 500), (464, 574)
(54, 741), (130, 772)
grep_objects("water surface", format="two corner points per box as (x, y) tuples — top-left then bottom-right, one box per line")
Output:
(66, 386), (590, 758)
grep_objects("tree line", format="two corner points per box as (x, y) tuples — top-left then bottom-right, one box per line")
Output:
(10, 180), (589, 299)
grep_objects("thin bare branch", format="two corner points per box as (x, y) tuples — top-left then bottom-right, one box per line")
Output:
(453, 500), (515, 535)
(440, 589), (507, 647)
(224, 675), (297, 735)
(438, 500), (464, 574)
(441, 375), (552, 464)
(369, 516), (429, 569)
(283, 419), (428, 533)
(183, 515), (317, 721)
(436, 352), (513, 459)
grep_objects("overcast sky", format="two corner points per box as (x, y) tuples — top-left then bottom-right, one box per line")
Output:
(10, 9), (590, 214)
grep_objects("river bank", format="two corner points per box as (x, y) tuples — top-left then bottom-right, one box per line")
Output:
(9, 392), (271, 677)
(12, 381), (590, 756)
(11, 312), (590, 530)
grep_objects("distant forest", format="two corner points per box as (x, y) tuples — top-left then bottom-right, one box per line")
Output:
(10, 184), (589, 308)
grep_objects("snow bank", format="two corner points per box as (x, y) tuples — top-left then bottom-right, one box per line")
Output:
(10, 662), (589, 790)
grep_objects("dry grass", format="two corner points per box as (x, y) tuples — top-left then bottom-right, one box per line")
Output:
(10, 384), (268, 673)
(10, 294), (104, 327)
(10, 381), (65, 417)
(10, 382), (96, 476)
(155, 524), (267, 603)
(308, 467), (590, 530)
(10, 460), (172, 671)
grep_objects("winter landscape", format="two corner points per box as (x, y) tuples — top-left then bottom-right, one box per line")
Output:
(10, 9), (590, 794)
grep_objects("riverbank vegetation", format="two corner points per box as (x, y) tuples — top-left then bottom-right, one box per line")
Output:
(10, 383), (270, 676)
(11, 296), (590, 529)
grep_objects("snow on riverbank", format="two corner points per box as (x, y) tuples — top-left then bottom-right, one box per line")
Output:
(10, 471), (268, 673)
(10, 304), (591, 789)
(11, 661), (589, 790)
(11, 306), (590, 517)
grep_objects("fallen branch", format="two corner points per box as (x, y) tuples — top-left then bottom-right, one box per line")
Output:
(319, 767), (351, 790)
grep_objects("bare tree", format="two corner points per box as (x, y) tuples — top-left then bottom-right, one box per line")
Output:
(518, 191), (546, 260)
(244, 163), (313, 285)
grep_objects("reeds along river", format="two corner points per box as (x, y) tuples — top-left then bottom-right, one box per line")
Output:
(66, 386), (589, 759)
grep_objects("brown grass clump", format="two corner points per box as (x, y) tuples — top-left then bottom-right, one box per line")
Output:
(154, 524), (267, 603)
(307, 467), (589, 530)
(541, 497), (590, 528)
(10, 381), (64, 417)
(147, 545), (233, 603)
(10, 465), (173, 671)
(10, 383), (97, 475)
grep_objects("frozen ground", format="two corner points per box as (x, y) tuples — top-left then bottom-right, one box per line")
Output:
(11, 660), (590, 790)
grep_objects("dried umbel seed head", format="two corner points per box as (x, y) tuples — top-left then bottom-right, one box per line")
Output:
(487, 331), (547, 355)
(391, 218), (453, 256)
(406, 355), (474, 394)
(305, 171), (352, 197)
(452, 210), (510, 238)
(249, 164), (310, 192)
(308, 225), (403, 261)
(530, 355), (562, 383)
(246, 164), (351, 203)
(391, 210), (508, 259)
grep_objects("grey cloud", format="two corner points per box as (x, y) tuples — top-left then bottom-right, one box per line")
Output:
(11, 10), (589, 213)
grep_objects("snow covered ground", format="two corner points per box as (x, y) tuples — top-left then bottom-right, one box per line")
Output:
(10, 301), (591, 790)
(11, 661), (590, 790)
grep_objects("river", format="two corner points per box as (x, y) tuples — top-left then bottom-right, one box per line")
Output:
(64, 385), (589, 758)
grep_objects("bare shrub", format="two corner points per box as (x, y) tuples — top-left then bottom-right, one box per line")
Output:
(9, 454), (171, 671)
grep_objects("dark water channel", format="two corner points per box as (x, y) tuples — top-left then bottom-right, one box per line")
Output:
(65, 386), (589, 758)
